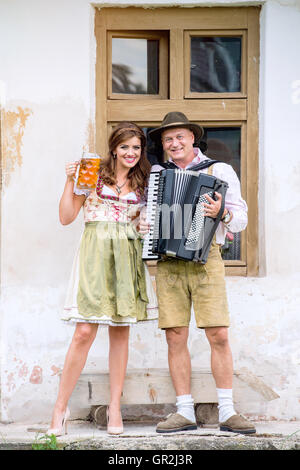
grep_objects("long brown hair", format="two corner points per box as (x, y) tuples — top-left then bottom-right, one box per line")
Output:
(100, 122), (151, 196)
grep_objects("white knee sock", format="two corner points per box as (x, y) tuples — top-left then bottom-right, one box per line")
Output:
(216, 388), (236, 422)
(176, 394), (196, 422)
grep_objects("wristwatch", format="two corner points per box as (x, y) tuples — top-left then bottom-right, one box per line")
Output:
(221, 209), (231, 224)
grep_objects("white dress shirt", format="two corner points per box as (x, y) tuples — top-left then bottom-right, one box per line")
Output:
(151, 147), (248, 245)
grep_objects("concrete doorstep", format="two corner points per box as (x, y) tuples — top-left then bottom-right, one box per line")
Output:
(0, 419), (300, 451)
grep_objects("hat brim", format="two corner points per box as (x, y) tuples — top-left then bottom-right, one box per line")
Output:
(149, 122), (204, 144)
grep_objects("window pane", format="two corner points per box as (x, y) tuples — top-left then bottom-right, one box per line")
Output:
(203, 126), (241, 178)
(143, 127), (164, 165)
(190, 37), (241, 93)
(202, 126), (241, 260)
(112, 38), (159, 94)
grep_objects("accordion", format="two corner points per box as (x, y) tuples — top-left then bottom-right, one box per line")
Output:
(142, 162), (228, 264)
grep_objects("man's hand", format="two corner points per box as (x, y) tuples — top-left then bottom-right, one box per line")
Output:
(203, 191), (224, 219)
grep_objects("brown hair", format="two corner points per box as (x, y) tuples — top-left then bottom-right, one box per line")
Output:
(100, 122), (151, 196)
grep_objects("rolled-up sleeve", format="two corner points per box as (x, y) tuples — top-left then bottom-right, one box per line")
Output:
(213, 163), (248, 237)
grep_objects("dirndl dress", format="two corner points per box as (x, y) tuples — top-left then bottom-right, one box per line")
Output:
(61, 181), (158, 326)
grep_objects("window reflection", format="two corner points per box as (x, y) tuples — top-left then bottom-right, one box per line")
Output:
(112, 38), (159, 94)
(190, 37), (241, 93)
(202, 127), (241, 260)
(143, 127), (163, 165)
(202, 127), (240, 178)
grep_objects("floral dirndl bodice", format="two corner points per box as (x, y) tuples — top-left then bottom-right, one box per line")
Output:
(83, 176), (145, 225)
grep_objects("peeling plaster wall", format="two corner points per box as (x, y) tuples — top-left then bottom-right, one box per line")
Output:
(0, 0), (97, 422)
(0, 0), (300, 423)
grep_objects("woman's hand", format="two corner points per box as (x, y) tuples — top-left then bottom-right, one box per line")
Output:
(138, 209), (150, 236)
(65, 161), (80, 181)
(59, 160), (85, 225)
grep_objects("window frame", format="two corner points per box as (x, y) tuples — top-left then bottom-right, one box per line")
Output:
(95, 6), (260, 276)
(184, 29), (247, 99)
(107, 30), (169, 100)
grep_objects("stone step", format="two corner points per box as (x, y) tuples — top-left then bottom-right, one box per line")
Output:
(72, 367), (279, 406)
(68, 367), (279, 424)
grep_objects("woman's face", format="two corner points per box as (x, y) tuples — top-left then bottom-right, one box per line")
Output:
(114, 136), (142, 172)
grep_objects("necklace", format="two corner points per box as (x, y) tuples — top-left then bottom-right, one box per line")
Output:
(115, 178), (128, 195)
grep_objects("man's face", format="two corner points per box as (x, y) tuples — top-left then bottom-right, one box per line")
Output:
(161, 127), (195, 167)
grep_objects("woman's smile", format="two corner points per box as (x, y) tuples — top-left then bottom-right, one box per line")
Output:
(115, 136), (142, 170)
(124, 156), (137, 163)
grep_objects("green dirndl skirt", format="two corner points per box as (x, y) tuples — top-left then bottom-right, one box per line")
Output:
(62, 221), (158, 325)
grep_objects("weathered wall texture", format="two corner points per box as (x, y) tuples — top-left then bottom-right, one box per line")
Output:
(0, 0), (300, 423)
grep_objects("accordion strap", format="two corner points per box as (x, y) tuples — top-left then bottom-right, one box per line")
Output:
(160, 159), (220, 171)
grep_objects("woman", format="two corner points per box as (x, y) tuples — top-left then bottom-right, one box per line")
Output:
(48, 122), (157, 436)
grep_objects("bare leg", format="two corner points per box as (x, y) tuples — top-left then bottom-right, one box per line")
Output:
(165, 327), (191, 396)
(108, 325), (130, 427)
(50, 322), (98, 428)
(205, 327), (233, 388)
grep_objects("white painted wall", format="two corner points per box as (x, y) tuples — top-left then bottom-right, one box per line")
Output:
(0, 0), (299, 423)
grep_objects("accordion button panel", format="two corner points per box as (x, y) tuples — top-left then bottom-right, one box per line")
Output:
(142, 172), (161, 260)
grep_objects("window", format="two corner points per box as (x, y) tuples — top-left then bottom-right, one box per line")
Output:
(95, 6), (260, 276)
(185, 31), (246, 97)
(108, 31), (168, 99)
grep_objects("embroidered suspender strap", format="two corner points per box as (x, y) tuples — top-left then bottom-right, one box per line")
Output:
(188, 159), (220, 172)
(207, 163), (214, 176)
(160, 159), (220, 171)
(159, 161), (178, 169)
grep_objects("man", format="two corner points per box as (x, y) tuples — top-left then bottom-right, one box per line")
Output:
(147, 112), (255, 435)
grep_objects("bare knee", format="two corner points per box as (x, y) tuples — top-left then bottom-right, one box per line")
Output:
(166, 327), (189, 351)
(109, 326), (129, 344)
(73, 324), (97, 346)
(205, 327), (229, 349)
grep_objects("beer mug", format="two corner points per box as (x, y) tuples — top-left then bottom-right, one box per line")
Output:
(74, 152), (101, 191)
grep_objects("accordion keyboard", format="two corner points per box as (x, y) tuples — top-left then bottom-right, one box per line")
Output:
(142, 172), (161, 260)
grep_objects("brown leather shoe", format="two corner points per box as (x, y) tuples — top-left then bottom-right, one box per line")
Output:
(156, 413), (197, 433)
(220, 414), (256, 434)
